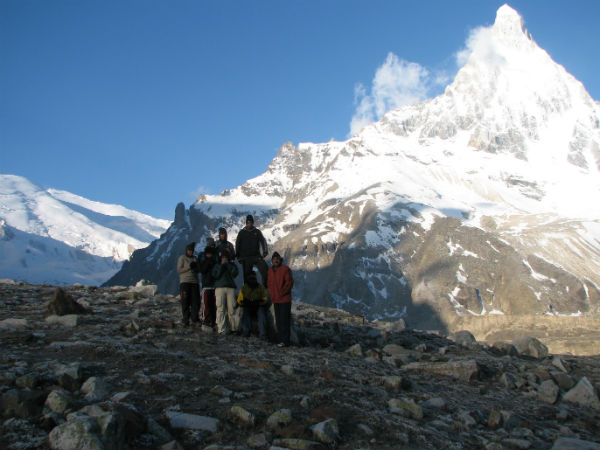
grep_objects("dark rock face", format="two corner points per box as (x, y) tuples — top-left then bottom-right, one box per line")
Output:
(1, 282), (600, 450)
(104, 198), (600, 335)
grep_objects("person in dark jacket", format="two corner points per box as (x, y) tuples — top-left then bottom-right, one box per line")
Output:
(177, 242), (200, 327)
(211, 247), (240, 334)
(267, 251), (294, 347)
(198, 237), (218, 327)
(216, 227), (235, 262)
(236, 271), (269, 340)
(235, 215), (268, 286)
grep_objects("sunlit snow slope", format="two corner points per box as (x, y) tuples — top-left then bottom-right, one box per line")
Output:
(0, 174), (170, 285)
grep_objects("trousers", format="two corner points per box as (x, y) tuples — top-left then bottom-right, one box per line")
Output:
(274, 302), (292, 345)
(215, 287), (240, 333)
(180, 283), (200, 325)
(202, 288), (216, 326)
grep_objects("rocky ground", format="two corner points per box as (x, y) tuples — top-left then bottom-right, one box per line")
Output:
(1, 281), (599, 450)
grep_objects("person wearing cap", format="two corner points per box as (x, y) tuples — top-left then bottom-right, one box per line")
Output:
(267, 251), (294, 347)
(236, 271), (269, 340)
(177, 242), (201, 327)
(211, 247), (240, 334)
(216, 227), (235, 262)
(198, 237), (218, 327)
(235, 215), (268, 286)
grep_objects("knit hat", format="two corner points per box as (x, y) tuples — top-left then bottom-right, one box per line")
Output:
(271, 251), (282, 260)
(218, 227), (227, 235)
(206, 237), (215, 247)
(246, 214), (254, 223)
(186, 242), (196, 252)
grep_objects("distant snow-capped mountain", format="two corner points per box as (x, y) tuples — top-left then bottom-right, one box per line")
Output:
(107, 5), (600, 329)
(0, 174), (170, 285)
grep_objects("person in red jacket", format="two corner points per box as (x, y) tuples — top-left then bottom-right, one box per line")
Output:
(266, 251), (294, 347)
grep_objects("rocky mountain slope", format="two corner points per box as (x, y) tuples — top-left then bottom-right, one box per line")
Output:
(1, 281), (599, 450)
(106, 5), (600, 331)
(0, 175), (170, 286)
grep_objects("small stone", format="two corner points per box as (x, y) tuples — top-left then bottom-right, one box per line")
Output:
(48, 416), (103, 450)
(537, 379), (559, 404)
(80, 377), (111, 402)
(146, 417), (173, 445)
(458, 410), (477, 429)
(500, 372), (517, 389)
(403, 359), (479, 382)
(422, 397), (446, 410)
(491, 342), (518, 356)
(230, 405), (255, 426)
(414, 343), (427, 352)
(110, 392), (133, 402)
(382, 343), (409, 356)
(388, 398), (423, 420)
(15, 373), (40, 389)
(247, 433), (268, 448)
(54, 362), (82, 381)
(345, 343), (363, 357)
(382, 375), (411, 392)
(0, 318), (29, 330)
(551, 356), (568, 373)
(449, 330), (477, 348)
(130, 283), (158, 297)
(503, 438), (531, 449)
(165, 411), (219, 432)
(281, 365), (295, 375)
(551, 437), (600, 450)
(357, 424), (374, 436)
(551, 371), (575, 390)
(512, 337), (548, 359)
(272, 438), (322, 450)
(210, 385), (233, 397)
(0, 388), (45, 418)
(556, 408), (569, 422)
(310, 418), (339, 444)
(45, 390), (75, 415)
(45, 314), (80, 327)
(562, 377), (600, 410)
(488, 409), (503, 429)
(160, 441), (184, 450)
(267, 408), (293, 429)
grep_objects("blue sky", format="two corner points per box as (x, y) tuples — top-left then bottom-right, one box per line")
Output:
(2, 1), (599, 220)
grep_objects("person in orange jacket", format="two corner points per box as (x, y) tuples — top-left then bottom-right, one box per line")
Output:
(266, 251), (294, 347)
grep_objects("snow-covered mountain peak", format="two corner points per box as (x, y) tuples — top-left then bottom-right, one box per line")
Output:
(492, 4), (530, 47)
(0, 174), (170, 285)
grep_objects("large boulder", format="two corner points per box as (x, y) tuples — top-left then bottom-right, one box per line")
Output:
(513, 336), (549, 359)
(562, 377), (600, 410)
(48, 416), (104, 450)
(47, 288), (91, 316)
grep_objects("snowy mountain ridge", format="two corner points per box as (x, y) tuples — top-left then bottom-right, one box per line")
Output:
(0, 174), (170, 285)
(108, 5), (600, 328)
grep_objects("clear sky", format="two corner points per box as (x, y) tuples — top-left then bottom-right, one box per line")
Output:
(1, 1), (599, 220)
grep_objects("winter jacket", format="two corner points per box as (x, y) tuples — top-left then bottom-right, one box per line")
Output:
(235, 226), (268, 260)
(177, 254), (199, 284)
(216, 239), (235, 262)
(237, 283), (268, 307)
(211, 261), (239, 289)
(267, 264), (293, 304)
(198, 250), (218, 288)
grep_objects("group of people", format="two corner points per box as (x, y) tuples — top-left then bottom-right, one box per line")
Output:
(176, 214), (294, 347)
